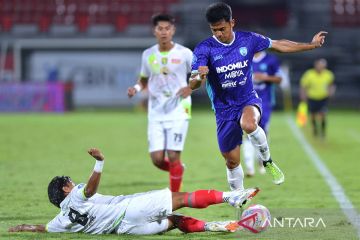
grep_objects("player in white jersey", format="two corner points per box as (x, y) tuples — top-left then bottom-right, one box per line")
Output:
(8, 148), (260, 235)
(128, 14), (193, 192)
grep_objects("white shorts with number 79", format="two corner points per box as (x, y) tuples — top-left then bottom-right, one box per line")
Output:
(148, 119), (189, 152)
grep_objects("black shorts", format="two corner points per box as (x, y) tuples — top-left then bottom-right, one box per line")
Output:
(308, 98), (328, 113)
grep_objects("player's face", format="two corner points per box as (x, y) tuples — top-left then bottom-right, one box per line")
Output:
(209, 19), (235, 44)
(153, 21), (175, 44)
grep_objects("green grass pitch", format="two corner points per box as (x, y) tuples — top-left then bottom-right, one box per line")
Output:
(0, 110), (359, 239)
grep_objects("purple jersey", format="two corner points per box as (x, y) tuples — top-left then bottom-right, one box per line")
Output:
(192, 31), (271, 120)
(252, 52), (281, 110)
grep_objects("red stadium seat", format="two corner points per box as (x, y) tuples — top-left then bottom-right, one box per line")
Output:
(0, 15), (13, 32)
(38, 15), (52, 32)
(0, 0), (181, 34)
(76, 14), (89, 32)
(115, 15), (128, 32)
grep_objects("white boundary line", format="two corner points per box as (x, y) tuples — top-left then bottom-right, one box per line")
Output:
(286, 116), (360, 238)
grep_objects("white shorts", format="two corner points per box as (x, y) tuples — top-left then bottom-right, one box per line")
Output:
(115, 188), (172, 235)
(148, 119), (189, 152)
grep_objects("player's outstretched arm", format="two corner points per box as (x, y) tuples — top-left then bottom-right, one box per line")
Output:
(9, 224), (46, 233)
(127, 77), (148, 98)
(271, 31), (327, 53)
(85, 148), (105, 198)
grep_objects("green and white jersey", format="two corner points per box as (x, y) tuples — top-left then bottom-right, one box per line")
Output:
(140, 43), (193, 121)
(46, 184), (130, 234)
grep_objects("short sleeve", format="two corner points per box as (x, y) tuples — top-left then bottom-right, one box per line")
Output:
(72, 183), (88, 201)
(300, 71), (311, 87)
(46, 215), (68, 233)
(251, 32), (272, 53)
(140, 51), (150, 78)
(327, 71), (335, 84)
(191, 42), (210, 72)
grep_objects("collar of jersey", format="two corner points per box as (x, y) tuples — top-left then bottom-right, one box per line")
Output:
(212, 32), (236, 46)
(157, 42), (175, 55)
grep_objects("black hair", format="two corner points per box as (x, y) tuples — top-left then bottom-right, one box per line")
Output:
(206, 2), (232, 24)
(48, 176), (72, 208)
(151, 13), (175, 26)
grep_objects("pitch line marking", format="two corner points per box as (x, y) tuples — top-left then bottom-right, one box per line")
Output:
(286, 116), (360, 238)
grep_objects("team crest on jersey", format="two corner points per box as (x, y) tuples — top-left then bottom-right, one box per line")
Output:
(161, 57), (168, 65)
(239, 47), (248, 56)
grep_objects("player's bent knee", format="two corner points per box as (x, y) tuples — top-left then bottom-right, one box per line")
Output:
(226, 159), (240, 169)
(241, 121), (257, 134)
(167, 151), (181, 162)
(151, 159), (164, 168)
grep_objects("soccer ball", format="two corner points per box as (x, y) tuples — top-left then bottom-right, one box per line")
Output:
(239, 204), (271, 233)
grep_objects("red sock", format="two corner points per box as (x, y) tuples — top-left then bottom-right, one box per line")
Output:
(169, 160), (184, 192)
(183, 190), (223, 208)
(176, 216), (205, 233)
(157, 157), (170, 171)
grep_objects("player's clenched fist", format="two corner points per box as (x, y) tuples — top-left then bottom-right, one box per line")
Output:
(88, 148), (105, 161)
(198, 66), (209, 79)
(127, 87), (137, 98)
(311, 31), (327, 48)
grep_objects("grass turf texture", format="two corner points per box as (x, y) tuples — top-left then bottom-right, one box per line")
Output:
(0, 110), (359, 239)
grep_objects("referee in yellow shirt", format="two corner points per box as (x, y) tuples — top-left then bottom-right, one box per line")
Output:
(300, 58), (335, 138)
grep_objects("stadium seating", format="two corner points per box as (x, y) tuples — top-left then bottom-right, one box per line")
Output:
(0, 0), (179, 34)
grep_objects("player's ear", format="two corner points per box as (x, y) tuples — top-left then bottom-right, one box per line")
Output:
(230, 19), (235, 28)
(62, 182), (74, 194)
(62, 186), (70, 194)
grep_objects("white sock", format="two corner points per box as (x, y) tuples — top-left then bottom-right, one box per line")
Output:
(226, 165), (244, 191)
(242, 137), (255, 174)
(222, 191), (233, 202)
(248, 126), (271, 161)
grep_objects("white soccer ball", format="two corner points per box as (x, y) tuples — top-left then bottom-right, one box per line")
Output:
(240, 204), (271, 233)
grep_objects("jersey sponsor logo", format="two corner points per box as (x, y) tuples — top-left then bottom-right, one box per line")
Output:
(221, 80), (238, 89)
(213, 54), (223, 61)
(216, 60), (248, 73)
(239, 47), (248, 56)
(225, 70), (245, 79)
(160, 66), (170, 75)
(222, 76), (248, 87)
(239, 77), (247, 86)
(171, 58), (181, 64)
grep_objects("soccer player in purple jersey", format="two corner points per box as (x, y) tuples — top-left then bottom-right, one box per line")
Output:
(189, 2), (327, 189)
(243, 50), (282, 177)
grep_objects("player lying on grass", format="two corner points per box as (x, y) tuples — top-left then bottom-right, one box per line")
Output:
(8, 148), (259, 235)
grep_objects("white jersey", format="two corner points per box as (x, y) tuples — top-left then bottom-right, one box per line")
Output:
(46, 184), (130, 234)
(140, 43), (193, 121)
